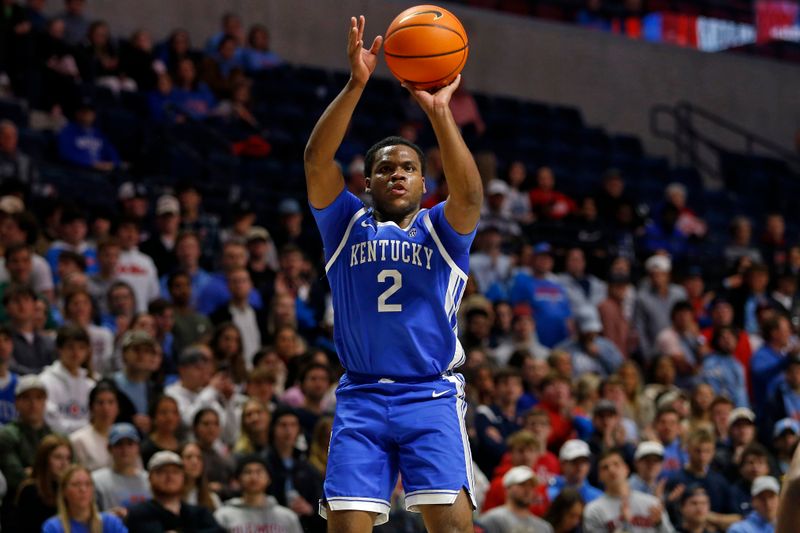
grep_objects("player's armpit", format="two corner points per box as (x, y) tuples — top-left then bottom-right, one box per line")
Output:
(443, 196), (481, 235)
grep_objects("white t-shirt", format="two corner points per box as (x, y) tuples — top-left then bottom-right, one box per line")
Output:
(92, 467), (151, 510)
(230, 304), (261, 369)
(583, 490), (675, 533)
(0, 254), (54, 293)
(117, 248), (160, 312)
(69, 424), (111, 471)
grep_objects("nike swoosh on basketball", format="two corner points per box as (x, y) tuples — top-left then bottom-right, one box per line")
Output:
(432, 390), (449, 398)
(400, 9), (443, 23)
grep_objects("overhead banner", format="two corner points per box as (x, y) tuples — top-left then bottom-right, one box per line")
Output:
(756, 0), (800, 42)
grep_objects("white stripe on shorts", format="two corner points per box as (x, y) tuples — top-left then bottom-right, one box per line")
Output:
(320, 496), (392, 526)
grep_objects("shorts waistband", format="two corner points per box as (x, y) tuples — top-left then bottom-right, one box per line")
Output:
(344, 370), (455, 384)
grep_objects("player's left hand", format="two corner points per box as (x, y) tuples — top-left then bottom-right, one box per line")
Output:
(403, 74), (461, 115)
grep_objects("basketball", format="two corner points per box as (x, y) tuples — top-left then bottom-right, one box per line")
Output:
(383, 5), (469, 90)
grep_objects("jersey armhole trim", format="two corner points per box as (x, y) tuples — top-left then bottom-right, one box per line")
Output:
(324, 207), (368, 273)
(423, 214), (468, 281)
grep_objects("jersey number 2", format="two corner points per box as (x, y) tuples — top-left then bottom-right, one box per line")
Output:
(377, 269), (402, 312)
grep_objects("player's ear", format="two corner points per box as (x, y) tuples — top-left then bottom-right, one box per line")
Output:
(422, 176), (426, 194)
(365, 176), (371, 193)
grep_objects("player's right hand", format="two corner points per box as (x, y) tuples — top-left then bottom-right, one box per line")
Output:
(348, 15), (382, 87)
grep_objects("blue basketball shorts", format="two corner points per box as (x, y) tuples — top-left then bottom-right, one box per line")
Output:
(318, 371), (476, 526)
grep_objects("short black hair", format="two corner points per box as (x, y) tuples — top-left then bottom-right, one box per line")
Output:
(739, 443), (770, 466)
(597, 447), (627, 466)
(670, 300), (694, 320)
(235, 453), (268, 478)
(148, 298), (173, 316)
(4, 242), (31, 263)
(268, 406), (299, 446)
(167, 270), (191, 290)
(57, 250), (86, 271)
(192, 407), (219, 428)
(89, 379), (119, 408)
(2, 284), (36, 306)
(56, 324), (90, 348)
(10, 211), (39, 245)
(363, 136), (426, 178)
(299, 362), (332, 385)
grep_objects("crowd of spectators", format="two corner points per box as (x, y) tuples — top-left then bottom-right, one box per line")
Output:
(0, 2), (799, 533)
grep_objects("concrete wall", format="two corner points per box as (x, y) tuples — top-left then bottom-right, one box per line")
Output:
(63, 0), (800, 158)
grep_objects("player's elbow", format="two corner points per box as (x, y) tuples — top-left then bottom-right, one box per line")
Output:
(303, 142), (320, 166)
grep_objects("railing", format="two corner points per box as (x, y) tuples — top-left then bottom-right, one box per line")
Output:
(650, 100), (800, 184)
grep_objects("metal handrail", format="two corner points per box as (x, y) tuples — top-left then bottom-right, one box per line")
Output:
(650, 101), (800, 184)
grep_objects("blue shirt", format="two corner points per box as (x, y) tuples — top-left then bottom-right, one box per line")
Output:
(42, 513), (128, 533)
(242, 48), (284, 71)
(114, 372), (147, 414)
(45, 242), (99, 280)
(0, 373), (18, 424)
(195, 273), (263, 315)
(666, 467), (733, 514)
(778, 381), (800, 421)
(509, 274), (572, 347)
(701, 353), (750, 408)
(556, 336), (624, 377)
(661, 439), (688, 475)
(171, 85), (216, 120)
(751, 344), (789, 415)
(547, 476), (602, 504)
(160, 268), (213, 310)
(728, 511), (775, 533)
(57, 122), (120, 169)
(311, 189), (476, 379)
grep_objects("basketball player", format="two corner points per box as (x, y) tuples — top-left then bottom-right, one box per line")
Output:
(304, 15), (482, 533)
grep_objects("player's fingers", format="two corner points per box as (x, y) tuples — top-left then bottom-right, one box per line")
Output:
(348, 19), (358, 50)
(358, 15), (365, 41)
(369, 35), (383, 55)
(441, 74), (462, 95)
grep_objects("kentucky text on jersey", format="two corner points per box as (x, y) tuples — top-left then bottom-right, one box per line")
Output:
(349, 239), (434, 270)
(311, 189), (477, 379)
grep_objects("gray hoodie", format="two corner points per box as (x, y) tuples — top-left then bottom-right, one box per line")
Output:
(214, 496), (302, 533)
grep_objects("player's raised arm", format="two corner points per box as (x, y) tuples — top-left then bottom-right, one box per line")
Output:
(404, 75), (483, 234)
(303, 16), (382, 209)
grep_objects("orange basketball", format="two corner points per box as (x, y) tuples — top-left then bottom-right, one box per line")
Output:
(383, 5), (469, 90)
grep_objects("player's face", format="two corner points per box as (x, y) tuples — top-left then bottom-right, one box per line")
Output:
(367, 146), (425, 219)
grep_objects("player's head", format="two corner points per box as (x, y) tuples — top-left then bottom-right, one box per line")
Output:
(363, 136), (427, 219)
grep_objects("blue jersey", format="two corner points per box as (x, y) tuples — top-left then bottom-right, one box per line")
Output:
(311, 189), (475, 379)
(0, 373), (17, 424)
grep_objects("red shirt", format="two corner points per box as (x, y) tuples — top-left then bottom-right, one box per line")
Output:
(539, 401), (575, 451)
(492, 451), (561, 482)
(529, 189), (577, 220)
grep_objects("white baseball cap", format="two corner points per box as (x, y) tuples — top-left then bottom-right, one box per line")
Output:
(645, 255), (672, 273)
(727, 407), (755, 429)
(559, 439), (591, 462)
(502, 465), (535, 488)
(634, 441), (665, 461)
(751, 476), (780, 497)
(486, 179), (510, 196)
